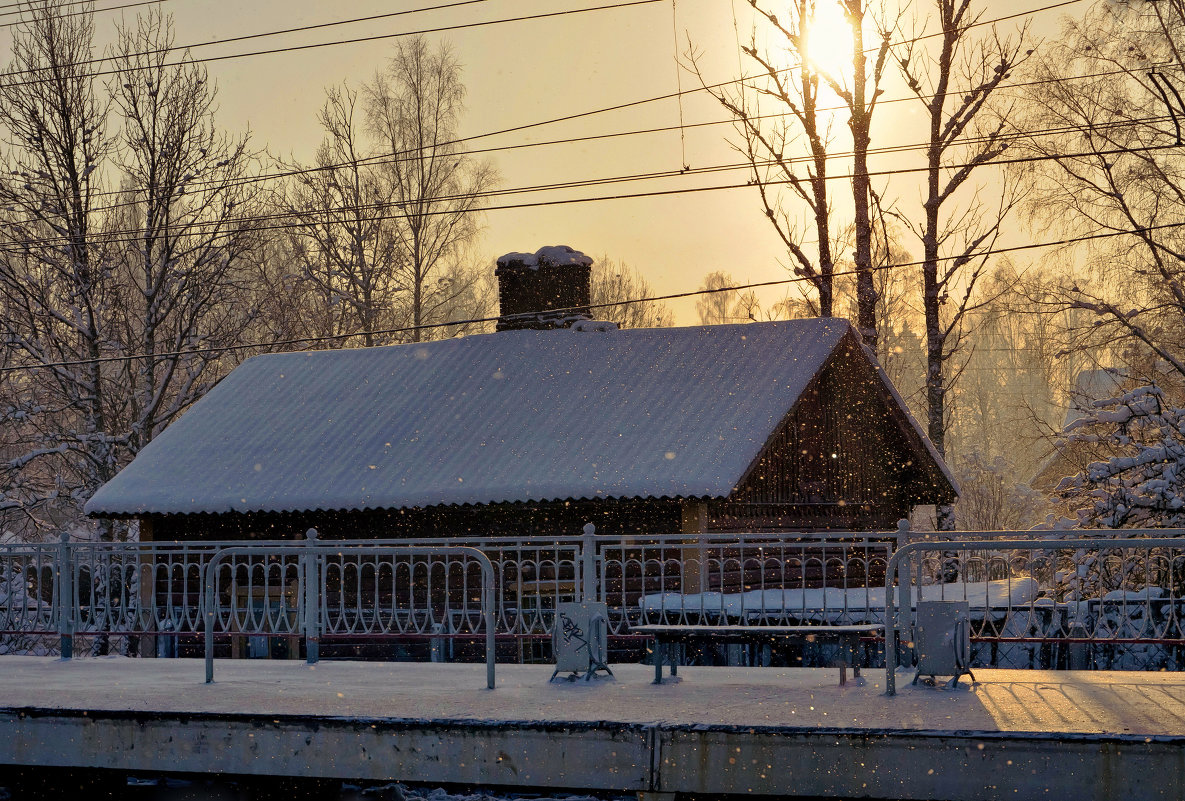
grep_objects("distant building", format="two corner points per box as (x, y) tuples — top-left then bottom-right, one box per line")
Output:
(85, 247), (956, 541)
(1032, 367), (1129, 493)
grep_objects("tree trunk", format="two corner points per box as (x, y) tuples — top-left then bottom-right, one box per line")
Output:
(848, 1), (878, 352)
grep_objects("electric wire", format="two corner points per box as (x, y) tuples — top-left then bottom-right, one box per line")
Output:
(1, 217), (1180, 376)
(1, 113), (1176, 252)
(0, 0), (168, 27)
(0, 0), (1136, 225)
(0, 0), (665, 87)
(0, 0), (1082, 100)
(0, 0), (131, 17)
(8, 50), (1166, 224)
(2, 61), (1174, 238)
(670, 0), (687, 169)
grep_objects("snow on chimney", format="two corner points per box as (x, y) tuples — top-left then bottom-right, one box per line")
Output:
(495, 246), (593, 332)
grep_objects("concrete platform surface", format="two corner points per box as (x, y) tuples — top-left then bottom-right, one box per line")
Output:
(0, 656), (1183, 736)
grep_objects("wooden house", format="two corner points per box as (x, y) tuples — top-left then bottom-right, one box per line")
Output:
(85, 247), (957, 541)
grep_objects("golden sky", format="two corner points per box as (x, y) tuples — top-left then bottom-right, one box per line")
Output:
(2, 0), (1070, 324)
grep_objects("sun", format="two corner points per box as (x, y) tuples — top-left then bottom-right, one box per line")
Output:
(801, 1), (855, 83)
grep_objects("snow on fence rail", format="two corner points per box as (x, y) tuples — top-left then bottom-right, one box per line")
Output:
(613, 531), (896, 633)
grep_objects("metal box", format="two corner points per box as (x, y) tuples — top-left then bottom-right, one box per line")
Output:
(913, 600), (974, 688)
(552, 601), (611, 680)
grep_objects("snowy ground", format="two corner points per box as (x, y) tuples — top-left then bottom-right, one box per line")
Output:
(0, 656), (1183, 737)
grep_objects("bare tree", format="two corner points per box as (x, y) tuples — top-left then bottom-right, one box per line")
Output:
(694, 1), (890, 349)
(1023, 1), (1185, 380)
(366, 36), (497, 343)
(691, 1), (839, 318)
(953, 451), (1048, 530)
(0, 3), (260, 539)
(0, 0), (113, 538)
(282, 84), (400, 347)
(696, 271), (748, 325)
(590, 258), (674, 328)
(107, 9), (262, 454)
(894, 0), (1029, 528)
(829, 0), (891, 353)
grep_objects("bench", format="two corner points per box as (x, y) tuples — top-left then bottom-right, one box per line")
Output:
(630, 623), (884, 686)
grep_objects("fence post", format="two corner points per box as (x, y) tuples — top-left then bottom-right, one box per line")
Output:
(56, 531), (73, 660)
(895, 519), (912, 668)
(581, 523), (597, 603)
(482, 554), (496, 690)
(885, 553), (898, 697)
(204, 550), (222, 684)
(303, 528), (320, 665)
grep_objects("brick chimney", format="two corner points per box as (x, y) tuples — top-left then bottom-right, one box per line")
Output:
(495, 246), (593, 332)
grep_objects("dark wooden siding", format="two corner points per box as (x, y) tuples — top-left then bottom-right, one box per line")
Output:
(148, 498), (685, 542)
(709, 337), (923, 532)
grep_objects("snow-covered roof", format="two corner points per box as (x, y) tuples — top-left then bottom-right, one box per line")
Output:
(1064, 367), (1128, 429)
(85, 318), (953, 518)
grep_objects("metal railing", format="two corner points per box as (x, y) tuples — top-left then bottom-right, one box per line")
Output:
(363, 530), (586, 637)
(615, 530), (896, 633)
(9, 523), (1185, 686)
(885, 535), (1185, 695)
(0, 521), (931, 658)
(0, 534), (240, 658)
(0, 531), (572, 656)
(202, 538), (496, 688)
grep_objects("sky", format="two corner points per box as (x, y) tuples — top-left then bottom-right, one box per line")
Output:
(1, 0), (1072, 324)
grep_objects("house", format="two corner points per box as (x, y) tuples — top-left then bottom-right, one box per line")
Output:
(85, 247), (957, 541)
(1032, 367), (1129, 494)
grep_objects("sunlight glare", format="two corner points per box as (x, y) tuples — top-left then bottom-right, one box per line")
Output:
(803, 1), (854, 82)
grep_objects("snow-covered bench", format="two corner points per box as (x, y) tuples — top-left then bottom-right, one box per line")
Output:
(631, 622), (884, 686)
(637, 577), (1040, 624)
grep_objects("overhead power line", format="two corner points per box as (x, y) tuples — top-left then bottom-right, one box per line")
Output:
(0, 36), (1157, 224)
(1, 217), (1180, 376)
(0, 0), (665, 87)
(0, 0), (1122, 231)
(0, 0), (1083, 99)
(1, 117), (1177, 251)
(0, 0), (167, 28)
(2, 54), (1174, 234)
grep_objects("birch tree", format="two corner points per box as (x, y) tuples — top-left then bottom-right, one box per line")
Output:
(1024, 1), (1185, 375)
(0, 3), (260, 538)
(829, 0), (891, 353)
(281, 37), (496, 346)
(590, 257), (674, 328)
(895, 0), (1029, 529)
(107, 9), (261, 455)
(692, 1), (839, 318)
(1018, 1), (1185, 525)
(0, 0), (114, 538)
(695, 1), (890, 349)
(366, 36), (497, 343)
(282, 84), (400, 347)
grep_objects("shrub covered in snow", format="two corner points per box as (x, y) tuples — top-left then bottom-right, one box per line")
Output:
(1056, 385), (1185, 529)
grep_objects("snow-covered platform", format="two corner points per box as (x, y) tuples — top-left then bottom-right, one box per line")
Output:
(0, 657), (1183, 800)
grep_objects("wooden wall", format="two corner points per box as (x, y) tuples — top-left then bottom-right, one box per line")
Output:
(709, 337), (934, 532)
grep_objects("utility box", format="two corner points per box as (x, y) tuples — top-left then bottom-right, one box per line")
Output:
(551, 601), (612, 681)
(913, 600), (975, 688)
